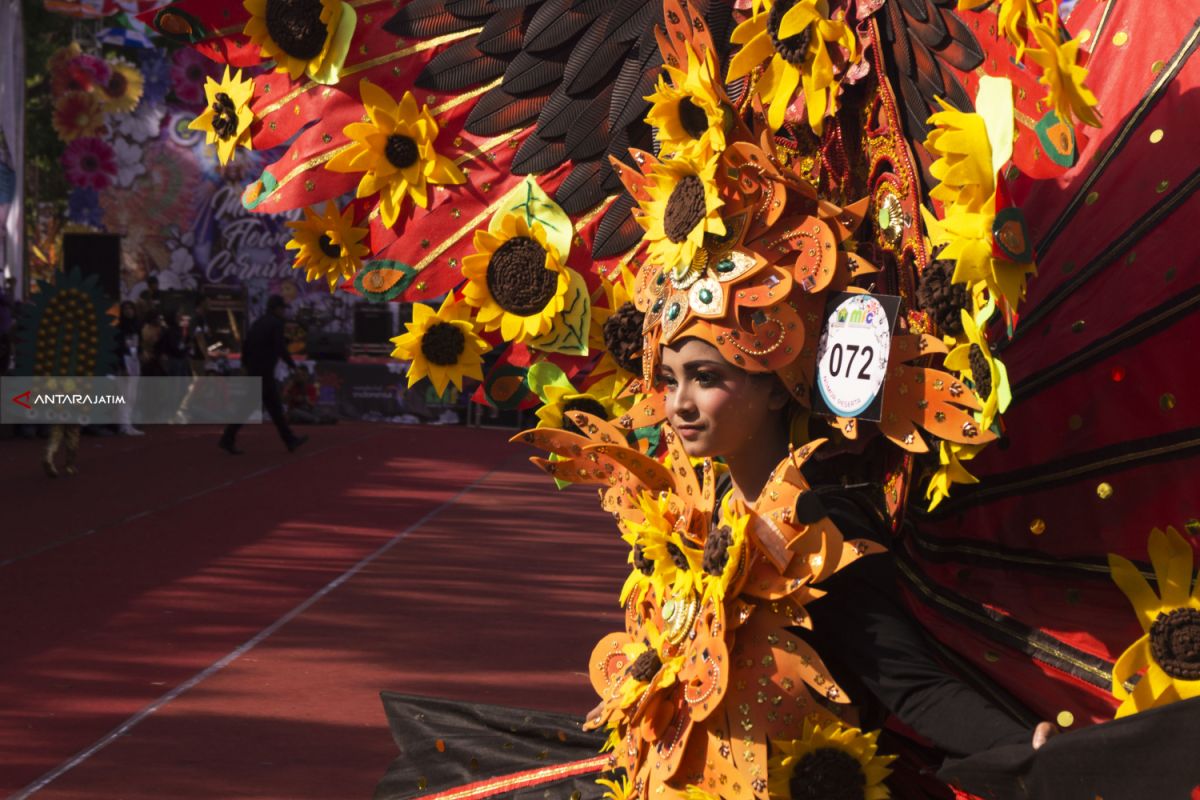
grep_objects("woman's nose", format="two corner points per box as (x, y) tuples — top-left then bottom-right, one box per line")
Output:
(669, 382), (697, 418)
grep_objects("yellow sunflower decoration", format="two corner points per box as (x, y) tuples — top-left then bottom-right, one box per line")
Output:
(1108, 526), (1200, 718)
(638, 150), (725, 281)
(615, 622), (684, 709)
(700, 499), (749, 604)
(767, 718), (895, 800)
(728, 0), (859, 133)
(189, 66), (256, 165)
(461, 213), (571, 343)
(924, 100), (995, 215)
(943, 307), (1010, 431)
(390, 294), (489, 395)
(596, 774), (636, 800)
(925, 440), (981, 511)
(646, 42), (729, 157)
(973, 0), (1039, 58)
(1026, 12), (1102, 128)
(285, 202), (370, 291)
(327, 80), (466, 229)
(97, 58), (144, 115)
(627, 491), (706, 600)
(243, 0), (354, 83)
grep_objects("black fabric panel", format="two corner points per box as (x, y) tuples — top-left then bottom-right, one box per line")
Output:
(939, 696), (1200, 799)
(375, 693), (610, 800)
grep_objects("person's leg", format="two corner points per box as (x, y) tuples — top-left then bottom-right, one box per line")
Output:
(263, 377), (303, 449)
(219, 422), (243, 453)
(44, 425), (62, 477)
(63, 425), (81, 475)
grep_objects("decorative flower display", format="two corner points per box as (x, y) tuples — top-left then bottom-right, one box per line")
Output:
(527, 362), (616, 434)
(112, 138), (147, 188)
(1027, 12), (1102, 128)
(51, 49), (112, 96)
(62, 137), (118, 190)
(52, 90), (107, 142)
(635, 150), (725, 281)
(943, 308), (1010, 432)
(327, 81), (466, 228)
(97, 58), (145, 115)
(389, 294), (489, 395)
(727, 0), (860, 132)
(189, 67), (256, 165)
(285, 202), (370, 290)
(646, 43), (730, 158)
(767, 719), (896, 800)
(1109, 527), (1200, 718)
(170, 47), (213, 107)
(461, 212), (570, 343)
(243, 0), (348, 81)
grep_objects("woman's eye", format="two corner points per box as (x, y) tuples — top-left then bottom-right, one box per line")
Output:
(695, 371), (718, 387)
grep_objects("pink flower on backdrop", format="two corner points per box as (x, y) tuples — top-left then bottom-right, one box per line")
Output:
(63, 137), (118, 191)
(52, 53), (112, 96)
(170, 48), (216, 108)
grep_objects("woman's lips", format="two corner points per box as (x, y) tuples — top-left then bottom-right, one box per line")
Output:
(675, 423), (705, 441)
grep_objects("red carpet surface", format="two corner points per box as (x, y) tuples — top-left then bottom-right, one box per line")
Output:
(0, 422), (625, 799)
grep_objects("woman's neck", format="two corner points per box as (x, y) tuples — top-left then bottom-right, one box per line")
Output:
(723, 419), (790, 505)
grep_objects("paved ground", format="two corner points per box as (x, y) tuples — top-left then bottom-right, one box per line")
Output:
(0, 423), (625, 799)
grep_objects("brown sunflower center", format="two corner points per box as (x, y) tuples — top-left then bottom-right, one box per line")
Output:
(104, 71), (128, 98)
(603, 301), (646, 375)
(264, 0), (329, 61)
(385, 134), (420, 169)
(485, 236), (556, 316)
(677, 96), (710, 139)
(916, 259), (969, 336)
(1149, 607), (1200, 681)
(768, 0), (815, 66)
(703, 525), (733, 576)
(630, 648), (662, 682)
(317, 234), (342, 259)
(663, 175), (708, 244)
(788, 747), (867, 800)
(968, 343), (992, 400)
(632, 544), (654, 576)
(561, 396), (608, 436)
(419, 321), (466, 366)
(211, 92), (240, 140)
(666, 542), (691, 571)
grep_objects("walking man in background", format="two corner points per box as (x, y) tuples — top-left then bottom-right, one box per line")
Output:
(218, 295), (308, 455)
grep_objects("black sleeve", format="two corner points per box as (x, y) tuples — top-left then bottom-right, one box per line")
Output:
(803, 496), (1033, 758)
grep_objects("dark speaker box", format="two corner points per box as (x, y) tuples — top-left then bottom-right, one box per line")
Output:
(307, 331), (351, 360)
(353, 304), (393, 344)
(62, 233), (121, 302)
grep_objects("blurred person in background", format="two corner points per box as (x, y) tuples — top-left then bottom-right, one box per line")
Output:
(116, 300), (144, 436)
(218, 295), (308, 454)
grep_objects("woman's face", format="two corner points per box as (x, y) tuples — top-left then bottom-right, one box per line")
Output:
(657, 338), (788, 459)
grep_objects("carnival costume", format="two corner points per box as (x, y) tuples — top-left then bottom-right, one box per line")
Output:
(144, 0), (1199, 796)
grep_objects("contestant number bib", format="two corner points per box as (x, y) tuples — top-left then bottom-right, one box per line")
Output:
(814, 293), (900, 421)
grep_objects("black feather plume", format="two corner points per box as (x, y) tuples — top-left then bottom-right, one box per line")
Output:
(511, 133), (570, 173)
(417, 39), (508, 91)
(466, 86), (553, 135)
(592, 193), (642, 259)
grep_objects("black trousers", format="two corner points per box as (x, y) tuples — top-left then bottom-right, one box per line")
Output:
(221, 373), (294, 445)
